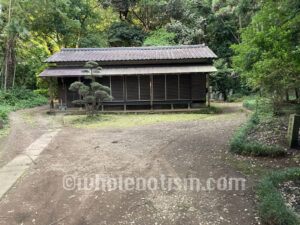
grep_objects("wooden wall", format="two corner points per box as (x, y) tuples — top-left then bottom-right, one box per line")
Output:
(58, 74), (206, 107)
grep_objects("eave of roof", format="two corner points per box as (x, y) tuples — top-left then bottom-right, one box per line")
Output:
(38, 65), (217, 77)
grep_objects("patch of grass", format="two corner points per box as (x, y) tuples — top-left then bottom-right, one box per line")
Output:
(230, 113), (286, 157)
(21, 112), (38, 126)
(224, 155), (270, 177)
(0, 126), (10, 138)
(204, 112), (240, 121)
(63, 113), (212, 129)
(201, 105), (223, 114)
(257, 168), (300, 225)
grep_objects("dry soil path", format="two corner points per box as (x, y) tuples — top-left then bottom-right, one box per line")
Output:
(0, 104), (258, 225)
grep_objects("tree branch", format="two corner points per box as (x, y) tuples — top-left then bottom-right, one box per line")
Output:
(130, 8), (149, 32)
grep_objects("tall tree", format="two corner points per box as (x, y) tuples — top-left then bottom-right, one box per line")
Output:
(232, 0), (300, 104)
(0, 0), (27, 90)
(24, 0), (112, 52)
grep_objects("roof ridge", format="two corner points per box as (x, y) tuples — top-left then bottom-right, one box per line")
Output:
(61, 44), (206, 52)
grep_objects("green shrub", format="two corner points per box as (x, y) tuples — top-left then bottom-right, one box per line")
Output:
(230, 113), (286, 157)
(257, 168), (300, 225)
(34, 89), (49, 98)
(243, 96), (281, 116)
(0, 88), (49, 124)
(227, 93), (245, 102)
(0, 108), (9, 124)
(243, 98), (257, 110)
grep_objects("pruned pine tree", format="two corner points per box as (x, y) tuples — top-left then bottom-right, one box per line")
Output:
(69, 61), (112, 117)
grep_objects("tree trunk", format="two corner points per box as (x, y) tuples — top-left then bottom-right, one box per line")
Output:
(223, 92), (227, 102)
(260, 85), (263, 97)
(131, 9), (149, 33)
(286, 90), (289, 102)
(4, 38), (15, 91)
(4, 0), (15, 91)
(202, 22), (207, 44)
(295, 88), (299, 100)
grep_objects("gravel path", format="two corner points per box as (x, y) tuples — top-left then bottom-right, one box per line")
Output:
(0, 104), (258, 225)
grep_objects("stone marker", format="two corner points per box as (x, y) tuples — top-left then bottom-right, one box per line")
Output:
(287, 114), (300, 148)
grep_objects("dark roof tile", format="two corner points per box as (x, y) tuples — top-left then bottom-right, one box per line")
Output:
(45, 44), (217, 63)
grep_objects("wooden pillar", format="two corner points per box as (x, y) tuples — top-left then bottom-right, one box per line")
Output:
(109, 76), (112, 101)
(206, 73), (210, 108)
(62, 78), (67, 106)
(164, 74), (167, 100)
(138, 75), (141, 100)
(49, 77), (54, 109)
(123, 76), (126, 111)
(178, 74), (180, 100)
(150, 74), (153, 110)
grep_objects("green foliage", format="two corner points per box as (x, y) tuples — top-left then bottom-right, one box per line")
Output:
(242, 98), (256, 111)
(15, 44), (49, 89)
(108, 22), (146, 47)
(34, 89), (49, 98)
(1, 0), (297, 106)
(232, 0), (300, 102)
(243, 95), (276, 115)
(230, 113), (286, 157)
(167, 19), (204, 45)
(143, 28), (175, 46)
(0, 88), (49, 124)
(257, 168), (300, 225)
(69, 61), (112, 116)
(24, 0), (109, 49)
(0, 0), (258, 97)
(210, 58), (249, 101)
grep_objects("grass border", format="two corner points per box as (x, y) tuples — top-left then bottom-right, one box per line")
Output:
(257, 168), (300, 225)
(230, 113), (286, 157)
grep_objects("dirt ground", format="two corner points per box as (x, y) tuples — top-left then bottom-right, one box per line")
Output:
(0, 104), (259, 225)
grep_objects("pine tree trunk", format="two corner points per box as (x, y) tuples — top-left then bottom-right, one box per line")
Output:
(295, 88), (299, 100)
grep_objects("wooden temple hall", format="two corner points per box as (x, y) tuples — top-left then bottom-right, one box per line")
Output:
(38, 44), (217, 111)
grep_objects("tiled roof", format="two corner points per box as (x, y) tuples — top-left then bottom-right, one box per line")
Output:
(44, 44), (217, 63)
